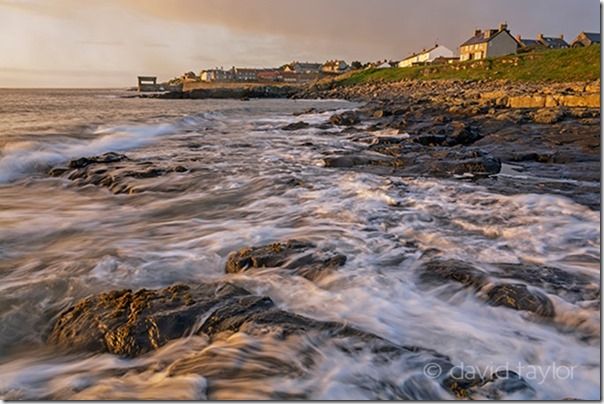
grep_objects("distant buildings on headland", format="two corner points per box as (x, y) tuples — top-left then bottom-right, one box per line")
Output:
(192, 60), (351, 85)
(139, 26), (600, 91)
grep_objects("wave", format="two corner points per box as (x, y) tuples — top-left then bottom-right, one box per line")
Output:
(0, 111), (221, 183)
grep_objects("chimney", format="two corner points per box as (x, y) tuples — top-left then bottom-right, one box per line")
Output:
(499, 22), (508, 31)
(485, 30), (491, 39)
(515, 34), (522, 41)
(537, 33), (544, 41)
(474, 29), (482, 37)
(559, 34), (564, 40)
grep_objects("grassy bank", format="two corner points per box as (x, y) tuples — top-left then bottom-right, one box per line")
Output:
(337, 46), (600, 85)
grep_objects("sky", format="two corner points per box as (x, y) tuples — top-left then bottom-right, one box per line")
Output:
(0, 0), (600, 88)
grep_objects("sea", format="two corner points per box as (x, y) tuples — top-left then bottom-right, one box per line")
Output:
(0, 89), (599, 399)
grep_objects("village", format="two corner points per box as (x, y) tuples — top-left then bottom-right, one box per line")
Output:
(139, 24), (600, 91)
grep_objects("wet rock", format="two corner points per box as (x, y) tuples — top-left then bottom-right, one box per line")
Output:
(48, 281), (430, 361)
(323, 153), (392, 168)
(293, 107), (317, 116)
(444, 122), (482, 146)
(485, 284), (555, 317)
(49, 154), (188, 194)
(494, 263), (599, 303)
(418, 260), (555, 317)
(474, 370), (535, 399)
(442, 365), (484, 398)
(281, 121), (310, 131)
(48, 283), (247, 357)
(419, 259), (487, 289)
(329, 111), (360, 126)
(413, 134), (447, 146)
(419, 149), (501, 177)
(68, 152), (128, 169)
(225, 240), (346, 280)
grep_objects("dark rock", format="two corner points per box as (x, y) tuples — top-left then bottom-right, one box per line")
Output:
(48, 283), (247, 357)
(67, 152), (128, 169)
(281, 121), (310, 131)
(485, 284), (555, 317)
(323, 154), (392, 168)
(293, 107), (317, 116)
(49, 154), (189, 194)
(419, 259), (487, 289)
(413, 134), (447, 146)
(476, 370), (535, 399)
(48, 281), (432, 361)
(444, 122), (483, 146)
(329, 111), (360, 126)
(494, 263), (599, 303)
(418, 260), (556, 317)
(225, 240), (346, 280)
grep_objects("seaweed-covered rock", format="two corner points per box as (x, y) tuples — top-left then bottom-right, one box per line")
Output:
(48, 281), (416, 360)
(48, 283), (250, 357)
(484, 284), (555, 317)
(225, 240), (346, 280)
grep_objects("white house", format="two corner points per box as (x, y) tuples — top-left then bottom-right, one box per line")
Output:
(398, 45), (454, 68)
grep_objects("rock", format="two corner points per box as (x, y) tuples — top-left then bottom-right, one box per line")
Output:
(475, 370), (535, 399)
(419, 259), (487, 289)
(293, 107), (317, 116)
(418, 259), (555, 317)
(444, 122), (482, 146)
(323, 154), (392, 168)
(485, 284), (555, 317)
(281, 121), (310, 131)
(49, 154), (188, 194)
(557, 94), (600, 108)
(413, 134), (447, 146)
(68, 152), (128, 169)
(532, 108), (565, 124)
(225, 240), (346, 280)
(329, 111), (360, 126)
(48, 283), (247, 357)
(48, 281), (428, 360)
(507, 96), (546, 108)
(424, 150), (501, 177)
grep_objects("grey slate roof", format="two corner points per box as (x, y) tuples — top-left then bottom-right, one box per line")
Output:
(520, 39), (542, 48)
(584, 32), (601, 43)
(460, 29), (500, 46)
(540, 36), (569, 48)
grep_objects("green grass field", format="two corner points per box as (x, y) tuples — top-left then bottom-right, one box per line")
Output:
(336, 46), (600, 85)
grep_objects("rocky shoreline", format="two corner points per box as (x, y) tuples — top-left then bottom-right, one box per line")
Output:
(294, 79), (601, 209)
(49, 238), (587, 399)
(35, 84), (600, 399)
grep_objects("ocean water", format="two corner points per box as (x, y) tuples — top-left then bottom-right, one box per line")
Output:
(0, 89), (599, 400)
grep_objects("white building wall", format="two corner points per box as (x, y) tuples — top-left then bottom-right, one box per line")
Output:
(399, 45), (454, 67)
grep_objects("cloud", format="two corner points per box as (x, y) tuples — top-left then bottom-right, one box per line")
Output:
(0, 0), (599, 87)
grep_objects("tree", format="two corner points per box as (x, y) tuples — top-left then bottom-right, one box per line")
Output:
(350, 61), (363, 70)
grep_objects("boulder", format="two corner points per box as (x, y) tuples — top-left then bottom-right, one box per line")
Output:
(329, 111), (360, 126)
(225, 240), (346, 280)
(281, 121), (310, 131)
(531, 108), (565, 124)
(418, 259), (555, 317)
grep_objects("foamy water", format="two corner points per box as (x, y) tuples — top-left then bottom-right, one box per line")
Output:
(0, 89), (599, 400)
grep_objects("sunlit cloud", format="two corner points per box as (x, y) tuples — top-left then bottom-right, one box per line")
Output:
(0, 0), (599, 87)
